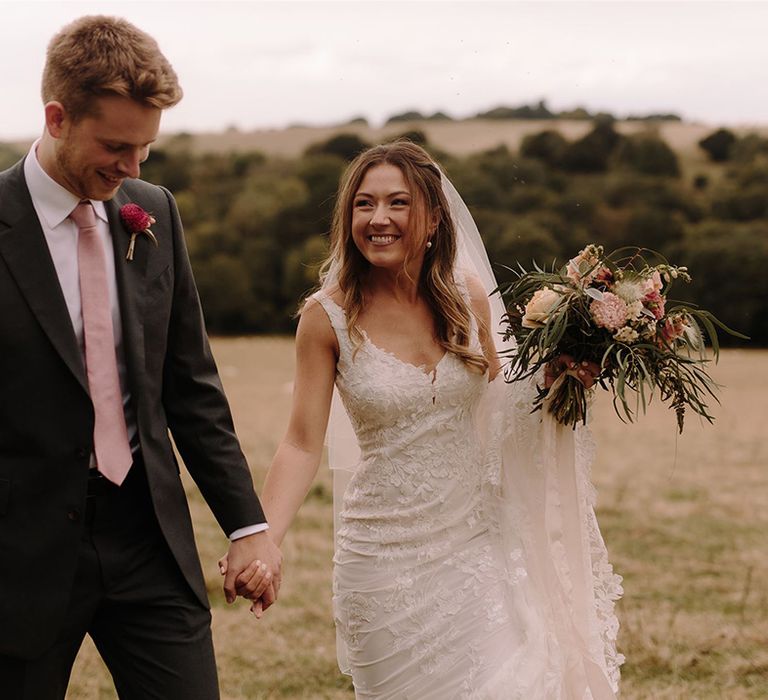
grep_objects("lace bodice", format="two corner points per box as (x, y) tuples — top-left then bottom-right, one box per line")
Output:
(316, 294), (493, 549)
(324, 300), (485, 451)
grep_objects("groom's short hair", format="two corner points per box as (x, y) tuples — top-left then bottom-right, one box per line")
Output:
(42, 15), (183, 123)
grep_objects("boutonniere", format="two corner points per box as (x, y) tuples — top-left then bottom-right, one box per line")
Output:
(119, 203), (159, 261)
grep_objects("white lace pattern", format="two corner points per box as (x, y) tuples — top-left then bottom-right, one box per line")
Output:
(317, 290), (623, 699)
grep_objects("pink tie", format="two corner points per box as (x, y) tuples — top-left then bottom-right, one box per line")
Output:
(69, 201), (133, 485)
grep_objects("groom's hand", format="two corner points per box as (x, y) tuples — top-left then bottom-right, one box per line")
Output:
(222, 532), (282, 608)
(218, 554), (278, 619)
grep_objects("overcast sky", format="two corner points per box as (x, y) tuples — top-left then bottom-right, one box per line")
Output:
(2, 0), (767, 140)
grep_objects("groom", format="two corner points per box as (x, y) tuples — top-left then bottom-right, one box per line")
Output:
(0, 15), (280, 699)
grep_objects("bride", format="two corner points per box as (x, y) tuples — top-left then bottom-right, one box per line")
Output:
(234, 141), (623, 698)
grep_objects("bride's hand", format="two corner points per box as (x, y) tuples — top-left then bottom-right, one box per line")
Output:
(218, 554), (274, 619)
(545, 354), (600, 389)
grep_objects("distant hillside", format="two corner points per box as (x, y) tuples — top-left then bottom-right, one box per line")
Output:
(161, 119), (768, 161)
(8, 119), (768, 164)
(4, 119), (767, 186)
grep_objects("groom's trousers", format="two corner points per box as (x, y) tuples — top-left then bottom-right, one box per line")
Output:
(0, 459), (220, 700)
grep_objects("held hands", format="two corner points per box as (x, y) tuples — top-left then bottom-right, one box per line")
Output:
(219, 531), (282, 619)
(219, 556), (274, 618)
(544, 354), (601, 390)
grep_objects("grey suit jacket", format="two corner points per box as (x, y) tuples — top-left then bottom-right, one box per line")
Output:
(0, 159), (265, 659)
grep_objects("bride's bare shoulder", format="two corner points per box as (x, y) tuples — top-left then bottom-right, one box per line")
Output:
(298, 284), (337, 310)
(297, 289), (341, 350)
(298, 297), (331, 331)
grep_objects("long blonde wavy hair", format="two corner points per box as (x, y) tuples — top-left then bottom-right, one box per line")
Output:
(319, 141), (488, 374)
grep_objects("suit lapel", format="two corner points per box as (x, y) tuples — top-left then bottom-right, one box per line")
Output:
(0, 163), (88, 392)
(106, 190), (147, 395)
(0, 165), (151, 399)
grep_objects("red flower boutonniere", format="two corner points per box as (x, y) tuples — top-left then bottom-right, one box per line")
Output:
(119, 203), (158, 261)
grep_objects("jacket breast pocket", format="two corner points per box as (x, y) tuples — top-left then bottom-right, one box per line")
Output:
(146, 265), (172, 298)
(143, 265), (173, 327)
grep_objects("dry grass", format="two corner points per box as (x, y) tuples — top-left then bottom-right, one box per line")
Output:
(67, 340), (767, 699)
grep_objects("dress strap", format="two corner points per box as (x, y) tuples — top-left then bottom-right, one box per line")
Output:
(311, 291), (347, 331)
(311, 291), (356, 363)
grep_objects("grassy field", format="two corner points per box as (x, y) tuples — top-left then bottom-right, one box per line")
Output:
(67, 339), (767, 699)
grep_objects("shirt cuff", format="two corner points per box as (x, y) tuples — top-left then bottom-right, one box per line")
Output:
(229, 523), (269, 541)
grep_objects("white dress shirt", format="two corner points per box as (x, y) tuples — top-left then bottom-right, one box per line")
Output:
(24, 143), (267, 540)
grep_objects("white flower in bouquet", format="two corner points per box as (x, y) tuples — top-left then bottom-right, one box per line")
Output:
(612, 279), (644, 304)
(626, 300), (645, 321)
(613, 326), (639, 344)
(640, 320), (657, 339)
(522, 288), (562, 328)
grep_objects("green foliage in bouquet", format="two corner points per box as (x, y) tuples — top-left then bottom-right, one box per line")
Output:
(497, 245), (748, 431)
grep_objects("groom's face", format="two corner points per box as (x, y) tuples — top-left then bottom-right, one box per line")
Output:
(48, 95), (161, 200)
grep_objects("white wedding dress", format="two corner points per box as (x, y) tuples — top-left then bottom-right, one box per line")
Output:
(315, 291), (624, 700)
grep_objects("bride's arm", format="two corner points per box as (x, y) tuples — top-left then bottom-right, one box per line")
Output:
(259, 298), (338, 547)
(465, 273), (502, 380)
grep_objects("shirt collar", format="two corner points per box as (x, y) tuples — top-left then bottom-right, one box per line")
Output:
(24, 140), (109, 229)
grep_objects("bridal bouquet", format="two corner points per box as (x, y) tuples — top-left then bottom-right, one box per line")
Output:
(497, 244), (746, 432)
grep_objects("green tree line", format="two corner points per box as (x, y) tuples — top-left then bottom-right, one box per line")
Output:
(1, 123), (764, 343)
(381, 99), (681, 124)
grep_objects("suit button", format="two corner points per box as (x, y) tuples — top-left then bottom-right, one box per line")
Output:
(67, 509), (81, 522)
(75, 447), (89, 459)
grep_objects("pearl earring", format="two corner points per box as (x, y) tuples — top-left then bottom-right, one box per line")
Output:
(426, 240), (433, 249)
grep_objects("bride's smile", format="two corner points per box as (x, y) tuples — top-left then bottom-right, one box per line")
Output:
(368, 234), (400, 245)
